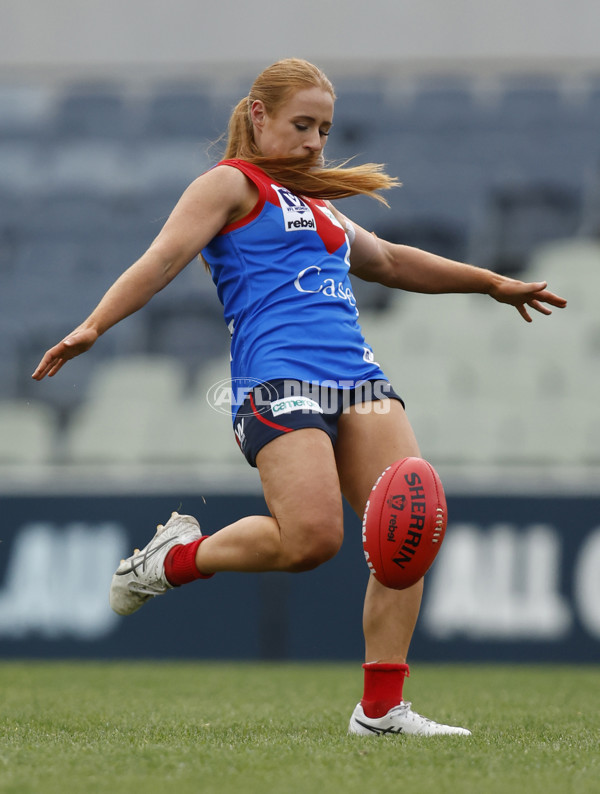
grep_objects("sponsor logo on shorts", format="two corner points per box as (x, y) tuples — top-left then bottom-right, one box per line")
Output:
(270, 396), (324, 415)
(209, 379), (396, 419)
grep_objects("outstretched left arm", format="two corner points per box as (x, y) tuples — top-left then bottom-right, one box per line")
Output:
(333, 210), (567, 322)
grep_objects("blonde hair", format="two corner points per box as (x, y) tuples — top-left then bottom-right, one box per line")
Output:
(222, 58), (399, 204)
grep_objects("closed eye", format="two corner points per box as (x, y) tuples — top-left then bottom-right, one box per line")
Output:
(294, 122), (332, 136)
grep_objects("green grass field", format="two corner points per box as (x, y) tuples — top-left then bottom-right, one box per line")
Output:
(0, 662), (598, 794)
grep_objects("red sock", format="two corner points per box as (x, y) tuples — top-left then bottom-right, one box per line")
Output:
(164, 537), (214, 586)
(361, 662), (410, 718)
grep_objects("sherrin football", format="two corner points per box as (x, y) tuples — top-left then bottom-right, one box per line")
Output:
(362, 457), (447, 590)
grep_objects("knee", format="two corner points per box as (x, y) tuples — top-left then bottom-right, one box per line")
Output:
(285, 516), (344, 573)
(287, 535), (342, 572)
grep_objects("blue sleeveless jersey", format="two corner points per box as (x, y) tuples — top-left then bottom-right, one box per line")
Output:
(201, 159), (387, 415)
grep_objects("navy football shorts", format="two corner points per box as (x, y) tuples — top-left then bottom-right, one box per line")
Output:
(233, 378), (404, 467)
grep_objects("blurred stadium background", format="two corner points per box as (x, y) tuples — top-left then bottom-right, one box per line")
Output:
(0, 1), (598, 662)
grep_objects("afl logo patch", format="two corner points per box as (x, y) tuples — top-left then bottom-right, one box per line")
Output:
(272, 185), (316, 232)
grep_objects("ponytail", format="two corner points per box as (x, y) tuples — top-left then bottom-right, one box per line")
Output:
(223, 97), (260, 161)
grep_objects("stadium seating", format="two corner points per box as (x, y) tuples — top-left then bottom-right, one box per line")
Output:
(63, 355), (189, 463)
(50, 84), (134, 141)
(470, 182), (583, 274)
(0, 400), (57, 464)
(0, 84), (53, 142)
(3, 70), (599, 468)
(143, 84), (215, 139)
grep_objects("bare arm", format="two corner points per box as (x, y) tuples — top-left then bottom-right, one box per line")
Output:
(330, 207), (567, 322)
(33, 166), (251, 379)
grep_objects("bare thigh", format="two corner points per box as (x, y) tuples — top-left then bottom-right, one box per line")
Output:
(334, 400), (421, 517)
(256, 427), (345, 568)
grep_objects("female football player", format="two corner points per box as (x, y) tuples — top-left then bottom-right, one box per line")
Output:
(33, 58), (566, 736)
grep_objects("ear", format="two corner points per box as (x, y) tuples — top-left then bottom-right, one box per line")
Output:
(250, 99), (267, 130)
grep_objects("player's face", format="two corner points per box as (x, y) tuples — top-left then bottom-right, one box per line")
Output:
(252, 86), (334, 161)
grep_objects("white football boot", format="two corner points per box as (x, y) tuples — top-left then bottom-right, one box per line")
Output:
(109, 512), (202, 616)
(348, 702), (471, 736)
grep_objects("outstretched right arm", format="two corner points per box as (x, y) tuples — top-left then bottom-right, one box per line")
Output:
(32, 165), (251, 380)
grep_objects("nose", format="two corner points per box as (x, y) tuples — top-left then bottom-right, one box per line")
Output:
(304, 129), (323, 152)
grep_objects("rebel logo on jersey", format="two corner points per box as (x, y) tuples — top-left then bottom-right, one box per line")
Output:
(267, 182), (347, 254)
(272, 185), (316, 232)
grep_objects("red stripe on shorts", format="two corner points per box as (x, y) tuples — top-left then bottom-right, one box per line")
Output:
(250, 393), (294, 433)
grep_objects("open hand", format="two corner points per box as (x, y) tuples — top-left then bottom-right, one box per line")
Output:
(31, 326), (98, 380)
(489, 278), (567, 322)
